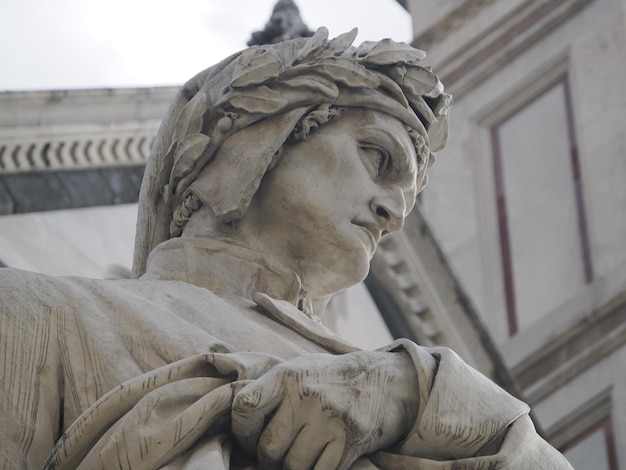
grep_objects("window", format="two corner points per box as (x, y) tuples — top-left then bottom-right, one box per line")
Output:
(490, 75), (592, 335)
(560, 417), (619, 470)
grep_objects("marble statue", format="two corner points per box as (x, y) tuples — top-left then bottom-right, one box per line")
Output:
(0, 28), (573, 469)
(248, 0), (314, 46)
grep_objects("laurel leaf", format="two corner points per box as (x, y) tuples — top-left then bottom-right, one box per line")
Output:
(170, 133), (211, 187)
(325, 28), (358, 56)
(294, 27), (329, 64)
(280, 75), (339, 98)
(174, 93), (207, 144)
(302, 27), (359, 62)
(429, 116), (450, 152)
(229, 86), (288, 114)
(353, 41), (376, 58)
(232, 46), (262, 77)
(427, 95), (452, 152)
(371, 71), (409, 108)
(231, 50), (282, 88)
(408, 95), (436, 124)
(402, 66), (443, 97)
(157, 140), (177, 201)
(356, 38), (426, 65)
(305, 57), (380, 88)
(432, 92), (453, 116)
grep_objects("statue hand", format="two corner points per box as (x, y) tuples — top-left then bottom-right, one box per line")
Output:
(231, 351), (419, 470)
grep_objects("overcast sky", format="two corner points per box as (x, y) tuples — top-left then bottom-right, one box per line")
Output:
(0, 0), (411, 91)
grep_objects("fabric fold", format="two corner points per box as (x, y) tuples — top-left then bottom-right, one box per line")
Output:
(45, 353), (282, 470)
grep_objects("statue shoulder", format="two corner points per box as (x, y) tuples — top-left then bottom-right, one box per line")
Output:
(0, 268), (132, 317)
(0, 267), (61, 294)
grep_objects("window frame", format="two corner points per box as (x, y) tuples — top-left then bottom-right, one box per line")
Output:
(488, 73), (593, 335)
(560, 415), (619, 470)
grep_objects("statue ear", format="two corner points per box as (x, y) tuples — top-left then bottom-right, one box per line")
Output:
(189, 108), (307, 223)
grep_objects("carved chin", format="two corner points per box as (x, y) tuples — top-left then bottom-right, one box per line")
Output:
(314, 256), (370, 297)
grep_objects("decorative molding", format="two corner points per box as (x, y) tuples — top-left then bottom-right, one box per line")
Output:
(514, 293), (626, 404)
(0, 87), (172, 175)
(559, 415), (619, 470)
(435, 0), (595, 98)
(0, 126), (157, 174)
(412, 0), (496, 51)
(547, 387), (613, 449)
(0, 91), (160, 212)
(0, 87), (175, 129)
(371, 231), (439, 346)
(547, 391), (619, 470)
(472, 53), (570, 126)
(0, 119), (157, 213)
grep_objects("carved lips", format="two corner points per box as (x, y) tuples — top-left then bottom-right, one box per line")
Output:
(353, 221), (381, 254)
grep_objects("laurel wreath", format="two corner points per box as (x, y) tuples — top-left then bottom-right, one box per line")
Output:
(162, 27), (451, 207)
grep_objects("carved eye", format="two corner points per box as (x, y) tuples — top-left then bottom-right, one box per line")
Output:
(362, 147), (390, 178)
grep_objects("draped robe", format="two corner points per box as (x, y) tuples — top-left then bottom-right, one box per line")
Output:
(0, 237), (572, 469)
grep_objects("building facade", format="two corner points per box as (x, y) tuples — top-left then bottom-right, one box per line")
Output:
(1, 1), (624, 466)
(401, 0), (626, 467)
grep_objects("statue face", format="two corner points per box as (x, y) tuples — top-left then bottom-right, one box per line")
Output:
(230, 108), (419, 297)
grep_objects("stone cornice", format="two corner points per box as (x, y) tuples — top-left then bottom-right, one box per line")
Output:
(0, 88), (168, 213)
(512, 292), (626, 405)
(0, 125), (157, 174)
(0, 87), (176, 127)
(411, 0), (496, 51)
(546, 387), (613, 448)
(0, 87), (175, 175)
(431, 0), (595, 98)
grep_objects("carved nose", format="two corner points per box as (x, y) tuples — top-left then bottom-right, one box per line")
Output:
(371, 191), (405, 234)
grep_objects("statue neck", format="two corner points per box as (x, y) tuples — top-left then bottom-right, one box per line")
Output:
(140, 237), (329, 321)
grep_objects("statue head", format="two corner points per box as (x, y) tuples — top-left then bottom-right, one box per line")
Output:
(132, 28), (451, 287)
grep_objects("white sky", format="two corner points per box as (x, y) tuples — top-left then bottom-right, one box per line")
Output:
(0, 0), (411, 91)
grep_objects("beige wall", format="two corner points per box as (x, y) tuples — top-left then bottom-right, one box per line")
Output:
(404, 0), (626, 465)
(419, 0), (626, 345)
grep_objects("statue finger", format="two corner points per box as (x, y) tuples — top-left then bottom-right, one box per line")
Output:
(256, 400), (301, 469)
(283, 421), (339, 470)
(313, 433), (347, 470)
(232, 375), (285, 456)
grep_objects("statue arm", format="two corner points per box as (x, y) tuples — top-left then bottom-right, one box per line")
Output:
(231, 339), (574, 469)
(376, 339), (574, 468)
(0, 272), (62, 469)
(231, 349), (420, 469)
